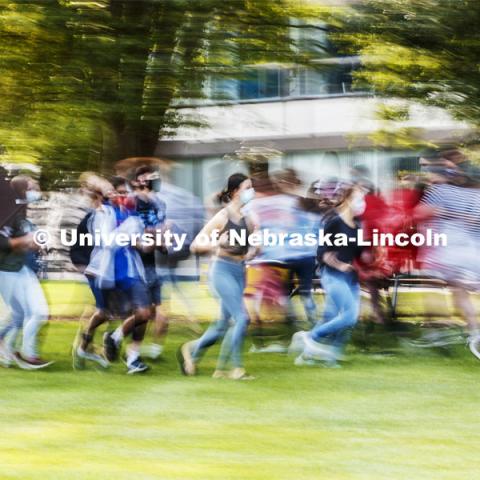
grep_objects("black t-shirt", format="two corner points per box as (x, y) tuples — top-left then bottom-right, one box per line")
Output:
(322, 214), (362, 264)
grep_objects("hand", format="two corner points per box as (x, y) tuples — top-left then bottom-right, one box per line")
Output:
(9, 234), (37, 252)
(338, 262), (354, 273)
(218, 231), (230, 249)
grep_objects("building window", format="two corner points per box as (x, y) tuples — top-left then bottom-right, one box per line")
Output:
(238, 68), (289, 100)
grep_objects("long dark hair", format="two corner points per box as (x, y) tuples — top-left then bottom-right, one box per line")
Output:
(217, 173), (249, 204)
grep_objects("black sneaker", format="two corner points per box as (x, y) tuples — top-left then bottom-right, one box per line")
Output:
(127, 358), (149, 374)
(103, 332), (119, 362)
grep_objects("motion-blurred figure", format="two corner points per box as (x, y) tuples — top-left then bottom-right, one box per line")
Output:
(126, 167), (168, 359)
(74, 174), (152, 374)
(152, 166), (204, 330)
(274, 169), (322, 328)
(291, 182), (366, 367)
(0, 175), (52, 369)
(415, 163), (480, 355)
(354, 174), (393, 325)
(178, 173), (257, 380)
(386, 174), (424, 274)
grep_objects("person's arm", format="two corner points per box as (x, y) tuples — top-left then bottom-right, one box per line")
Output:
(413, 203), (437, 222)
(0, 228), (36, 253)
(322, 251), (354, 272)
(190, 209), (227, 255)
(243, 210), (261, 262)
(413, 185), (440, 222)
(0, 234), (9, 251)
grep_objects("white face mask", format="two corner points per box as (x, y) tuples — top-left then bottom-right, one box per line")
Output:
(25, 190), (42, 203)
(240, 187), (255, 205)
(351, 193), (366, 217)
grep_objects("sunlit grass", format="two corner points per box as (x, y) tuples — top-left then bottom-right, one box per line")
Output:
(0, 317), (479, 479)
(0, 281), (479, 479)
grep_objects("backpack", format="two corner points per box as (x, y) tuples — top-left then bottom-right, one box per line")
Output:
(69, 211), (94, 269)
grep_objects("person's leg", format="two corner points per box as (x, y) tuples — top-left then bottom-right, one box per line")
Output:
(153, 305), (168, 339)
(128, 306), (150, 360)
(149, 273), (168, 347)
(111, 314), (134, 343)
(169, 267), (197, 323)
(81, 310), (108, 349)
(290, 267), (335, 358)
(130, 268), (168, 359)
(0, 270), (26, 361)
(365, 280), (385, 324)
(80, 276), (108, 350)
(190, 259), (246, 370)
(328, 280), (361, 353)
(106, 276), (160, 363)
(0, 273), (24, 334)
(21, 268), (49, 359)
(2, 305), (23, 353)
(72, 276), (110, 368)
(179, 259), (245, 376)
(309, 269), (360, 342)
(104, 277), (151, 371)
(103, 311), (135, 363)
(317, 281), (337, 336)
(191, 300), (230, 362)
(206, 259), (249, 371)
(451, 285), (478, 336)
(291, 257), (317, 326)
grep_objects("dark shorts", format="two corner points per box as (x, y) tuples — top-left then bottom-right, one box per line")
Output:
(87, 275), (151, 312)
(87, 275), (107, 310)
(122, 277), (151, 310)
(144, 266), (162, 306)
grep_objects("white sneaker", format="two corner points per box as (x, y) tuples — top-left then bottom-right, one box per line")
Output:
(288, 331), (308, 355)
(294, 353), (317, 366)
(468, 334), (480, 360)
(0, 342), (13, 368)
(303, 336), (337, 361)
(294, 353), (341, 368)
(140, 343), (163, 359)
(76, 347), (109, 368)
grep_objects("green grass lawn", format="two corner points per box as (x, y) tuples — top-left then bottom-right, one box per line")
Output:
(1, 281), (480, 479)
(0, 317), (480, 480)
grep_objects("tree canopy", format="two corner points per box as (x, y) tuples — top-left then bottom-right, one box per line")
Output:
(336, 0), (480, 135)
(0, 0), (327, 184)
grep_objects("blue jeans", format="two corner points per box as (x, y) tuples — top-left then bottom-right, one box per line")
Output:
(310, 267), (360, 350)
(0, 266), (49, 357)
(192, 257), (249, 369)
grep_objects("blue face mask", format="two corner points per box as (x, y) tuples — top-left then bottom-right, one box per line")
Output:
(239, 187), (255, 205)
(25, 190), (42, 203)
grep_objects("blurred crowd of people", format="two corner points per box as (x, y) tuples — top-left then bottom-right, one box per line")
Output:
(1, 145), (480, 376)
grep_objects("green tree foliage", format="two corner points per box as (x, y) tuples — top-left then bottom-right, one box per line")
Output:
(0, 0), (326, 184)
(336, 0), (480, 129)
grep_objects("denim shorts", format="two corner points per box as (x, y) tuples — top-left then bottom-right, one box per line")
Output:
(144, 266), (162, 306)
(87, 275), (151, 311)
(87, 275), (107, 310)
